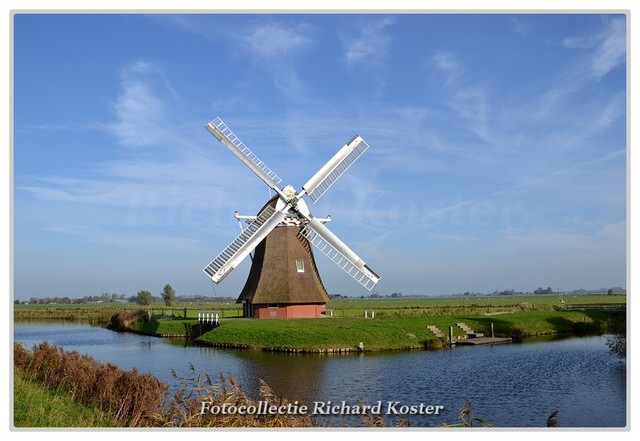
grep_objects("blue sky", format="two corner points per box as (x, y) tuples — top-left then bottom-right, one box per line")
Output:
(11, 12), (628, 300)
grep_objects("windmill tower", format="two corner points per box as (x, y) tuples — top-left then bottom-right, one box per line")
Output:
(203, 117), (380, 318)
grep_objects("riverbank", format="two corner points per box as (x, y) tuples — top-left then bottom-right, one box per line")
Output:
(121, 309), (620, 352)
(192, 310), (616, 352)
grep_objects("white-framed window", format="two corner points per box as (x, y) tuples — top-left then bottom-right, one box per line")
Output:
(296, 259), (305, 273)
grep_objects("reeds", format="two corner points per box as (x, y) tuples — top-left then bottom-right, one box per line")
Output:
(14, 343), (315, 428)
(14, 342), (167, 427)
(441, 399), (493, 428)
(149, 364), (314, 427)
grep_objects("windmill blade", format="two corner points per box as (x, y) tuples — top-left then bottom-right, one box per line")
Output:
(203, 203), (286, 284)
(303, 217), (380, 290)
(302, 134), (369, 203)
(295, 200), (380, 290)
(206, 117), (283, 192)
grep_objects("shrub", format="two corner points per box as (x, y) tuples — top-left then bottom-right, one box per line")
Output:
(424, 338), (444, 350)
(572, 321), (600, 336)
(108, 309), (148, 331)
(510, 328), (524, 343)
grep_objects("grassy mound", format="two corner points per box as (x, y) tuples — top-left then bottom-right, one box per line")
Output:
(196, 310), (614, 352)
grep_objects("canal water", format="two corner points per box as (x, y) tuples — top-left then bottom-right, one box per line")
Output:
(13, 321), (627, 428)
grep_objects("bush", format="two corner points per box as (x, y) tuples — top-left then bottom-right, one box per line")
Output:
(510, 328), (524, 343)
(137, 290), (153, 306)
(424, 338), (444, 350)
(572, 321), (603, 336)
(162, 284), (176, 307)
(108, 309), (148, 331)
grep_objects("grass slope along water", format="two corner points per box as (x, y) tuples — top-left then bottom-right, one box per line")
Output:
(91, 294), (626, 352)
(194, 309), (615, 352)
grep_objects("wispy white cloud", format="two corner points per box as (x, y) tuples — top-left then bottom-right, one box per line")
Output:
(16, 60), (274, 235)
(243, 22), (312, 60)
(236, 20), (315, 100)
(431, 51), (461, 86)
(418, 16), (626, 193)
(563, 16), (626, 79)
(157, 15), (221, 41)
(563, 35), (596, 49)
(41, 223), (207, 251)
(109, 82), (165, 147)
(16, 149), (266, 234)
(450, 87), (490, 142)
(342, 16), (395, 65)
(590, 17), (626, 79)
(509, 17), (532, 37)
(594, 92), (626, 130)
(530, 92), (625, 157)
(159, 15), (314, 93)
(340, 16), (395, 97)
(596, 221), (626, 242)
(502, 223), (624, 254)
(106, 62), (174, 148)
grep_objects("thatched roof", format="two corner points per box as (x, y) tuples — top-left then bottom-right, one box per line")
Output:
(237, 197), (329, 305)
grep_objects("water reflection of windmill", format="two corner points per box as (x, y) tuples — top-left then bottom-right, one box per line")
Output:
(203, 117), (380, 318)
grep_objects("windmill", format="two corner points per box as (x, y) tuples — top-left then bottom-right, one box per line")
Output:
(203, 116), (380, 318)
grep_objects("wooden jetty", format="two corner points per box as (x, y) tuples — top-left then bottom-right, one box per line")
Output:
(455, 336), (512, 345)
(428, 321), (512, 346)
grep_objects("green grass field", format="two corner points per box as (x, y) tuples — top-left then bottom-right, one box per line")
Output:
(326, 294), (624, 317)
(14, 293), (625, 319)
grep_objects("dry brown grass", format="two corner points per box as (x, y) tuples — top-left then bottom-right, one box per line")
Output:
(149, 364), (314, 427)
(14, 342), (167, 427)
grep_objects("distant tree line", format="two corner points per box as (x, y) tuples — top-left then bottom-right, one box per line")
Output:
(21, 292), (128, 305)
(352, 292), (403, 299)
(16, 288), (235, 305)
(448, 286), (626, 297)
(17, 284), (626, 305)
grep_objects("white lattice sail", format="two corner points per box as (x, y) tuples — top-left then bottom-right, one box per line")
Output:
(303, 135), (369, 203)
